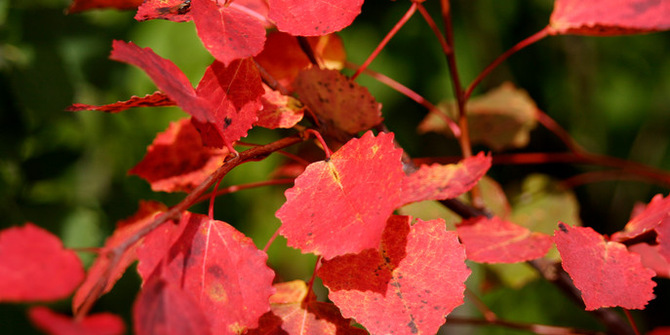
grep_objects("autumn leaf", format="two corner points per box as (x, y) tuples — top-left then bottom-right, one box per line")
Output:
(254, 31), (346, 90)
(548, 0), (670, 35)
(629, 243), (670, 278)
(400, 152), (491, 205)
(554, 223), (656, 310)
(129, 118), (229, 193)
(256, 85), (305, 129)
(247, 280), (366, 335)
(276, 131), (404, 259)
(612, 194), (670, 263)
(109, 40), (214, 125)
(73, 201), (167, 315)
(419, 82), (538, 151)
(294, 68), (382, 141)
(192, 58), (264, 149)
(67, 0), (142, 13)
(137, 211), (274, 334)
(0, 223), (84, 302)
(456, 216), (553, 263)
(268, 0), (363, 36)
(66, 92), (175, 113)
(29, 306), (125, 335)
(134, 277), (212, 335)
(318, 216), (470, 335)
(191, 0), (266, 66)
(135, 0), (193, 22)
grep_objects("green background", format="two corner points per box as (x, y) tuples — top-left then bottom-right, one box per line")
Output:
(2, 0), (670, 333)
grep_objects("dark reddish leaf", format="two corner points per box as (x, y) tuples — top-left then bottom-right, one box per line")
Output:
(319, 216), (470, 335)
(129, 118), (229, 192)
(400, 152), (491, 205)
(256, 85), (305, 129)
(193, 58), (264, 149)
(548, 0), (670, 36)
(191, 0), (266, 66)
(137, 211), (274, 334)
(649, 327), (670, 335)
(73, 201), (167, 315)
(419, 82), (538, 151)
(456, 216), (553, 263)
(268, 0), (363, 36)
(67, 0), (142, 13)
(110, 40), (214, 125)
(612, 194), (670, 263)
(629, 243), (670, 278)
(0, 224), (84, 302)
(134, 277), (212, 335)
(135, 0), (193, 22)
(554, 223), (656, 310)
(294, 68), (382, 140)
(29, 306), (125, 335)
(66, 92), (176, 113)
(276, 131), (404, 259)
(254, 31), (346, 90)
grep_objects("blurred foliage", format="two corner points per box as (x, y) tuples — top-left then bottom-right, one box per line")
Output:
(2, 0), (670, 334)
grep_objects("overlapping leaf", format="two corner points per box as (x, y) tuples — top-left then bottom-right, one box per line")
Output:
(73, 201), (167, 315)
(0, 224), (84, 302)
(554, 223), (656, 310)
(66, 92), (175, 113)
(191, 0), (266, 66)
(456, 216), (553, 263)
(612, 194), (670, 263)
(294, 68), (382, 140)
(248, 280), (366, 335)
(549, 0), (670, 35)
(29, 306), (125, 335)
(134, 277), (212, 335)
(419, 82), (538, 151)
(318, 216), (470, 335)
(129, 118), (228, 192)
(135, 0), (193, 22)
(629, 243), (670, 278)
(256, 85), (305, 129)
(400, 152), (491, 205)
(67, 0), (142, 13)
(276, 131), (405, 259)
(268, 0), (363, 36)
(137, 211), (274, 334)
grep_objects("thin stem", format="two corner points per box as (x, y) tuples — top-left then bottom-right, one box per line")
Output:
(304, 129), (332, 159)
(262, 227), (281, 254)
(446, 316), (604, 335)
(623, 309), (641, 335)
(415, 3), (452, 55)
(253, 58), (291, 96)
(351, 2), (417, 81)
(236, 141), (312, 166)
(208, 177), (223, 219)
(296, 36), (321, 67)
(345, 61), (461, 137)
(465, 289), (497, 321)
(465, 27), (549, 101)
(305, 256), (322, 302)
(195, 178), (295, 204)
(534, 109), (584, 153)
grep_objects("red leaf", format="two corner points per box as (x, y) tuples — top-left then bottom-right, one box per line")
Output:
(193, 58), (264, 149)
(256, 85), (305, 129)
(254, 31), (347, 91)
(268, 0), (363, 36)
(276, 131), (405, 259)
(400, 152), (491, 205)
(629, 243), (670, 278)
(554, 223), (656, 310)
(110, 40), (214, 124)
(456, 216), (553, 263)
(66, 92), (176, 113)
(548, 0), (670, 36)
(612, 194), (670, 263)
(73, 201), (167, 315)
(135, 0), (193, 22)
(294, 68), (382, 140)
(67, 0), (142, 13)
(649, 327), (670, 335)
(137, 211), (274, 334)
(134, 277), (212, 335)
(0, 224), (84, 302)
(191, 0), (266, 66)
(318, 216), (470, 335)
(29, 306), (125, 335)
(129, 118), (229, 192)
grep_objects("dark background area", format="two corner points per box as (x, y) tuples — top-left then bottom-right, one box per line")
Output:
(1, 0), (670, 333)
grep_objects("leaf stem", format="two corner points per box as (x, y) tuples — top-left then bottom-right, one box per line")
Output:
(623, 309), (641, 335)
(351, 2), (417, 81)
(415, 3), (452, 55)
(446, 316), (605, 335)
(208, 177), (223, 219)
(304, 129), (332, 159)
(196, 178), (295, 204)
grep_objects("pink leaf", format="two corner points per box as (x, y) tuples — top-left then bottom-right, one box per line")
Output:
(29, 306), (125, 335)
(268, 0), (364, 36)
(66, 92), (175, 113)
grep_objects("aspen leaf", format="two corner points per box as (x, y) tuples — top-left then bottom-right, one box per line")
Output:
(135, 0), (193, 22)
(66, 92), (175, 113)
(0, 224), (84, 302)
(629, 243), (670, 278)
(318, 216), (470, 335)
(256, 85), (305, 129)
(268, 0), (363, 36)
(276, 131), (404, 259)
(549, 0), (670, 36)
(612, 194), (670, 263)
(554, 223), (656, 310)
(29, 306), (125, 335)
